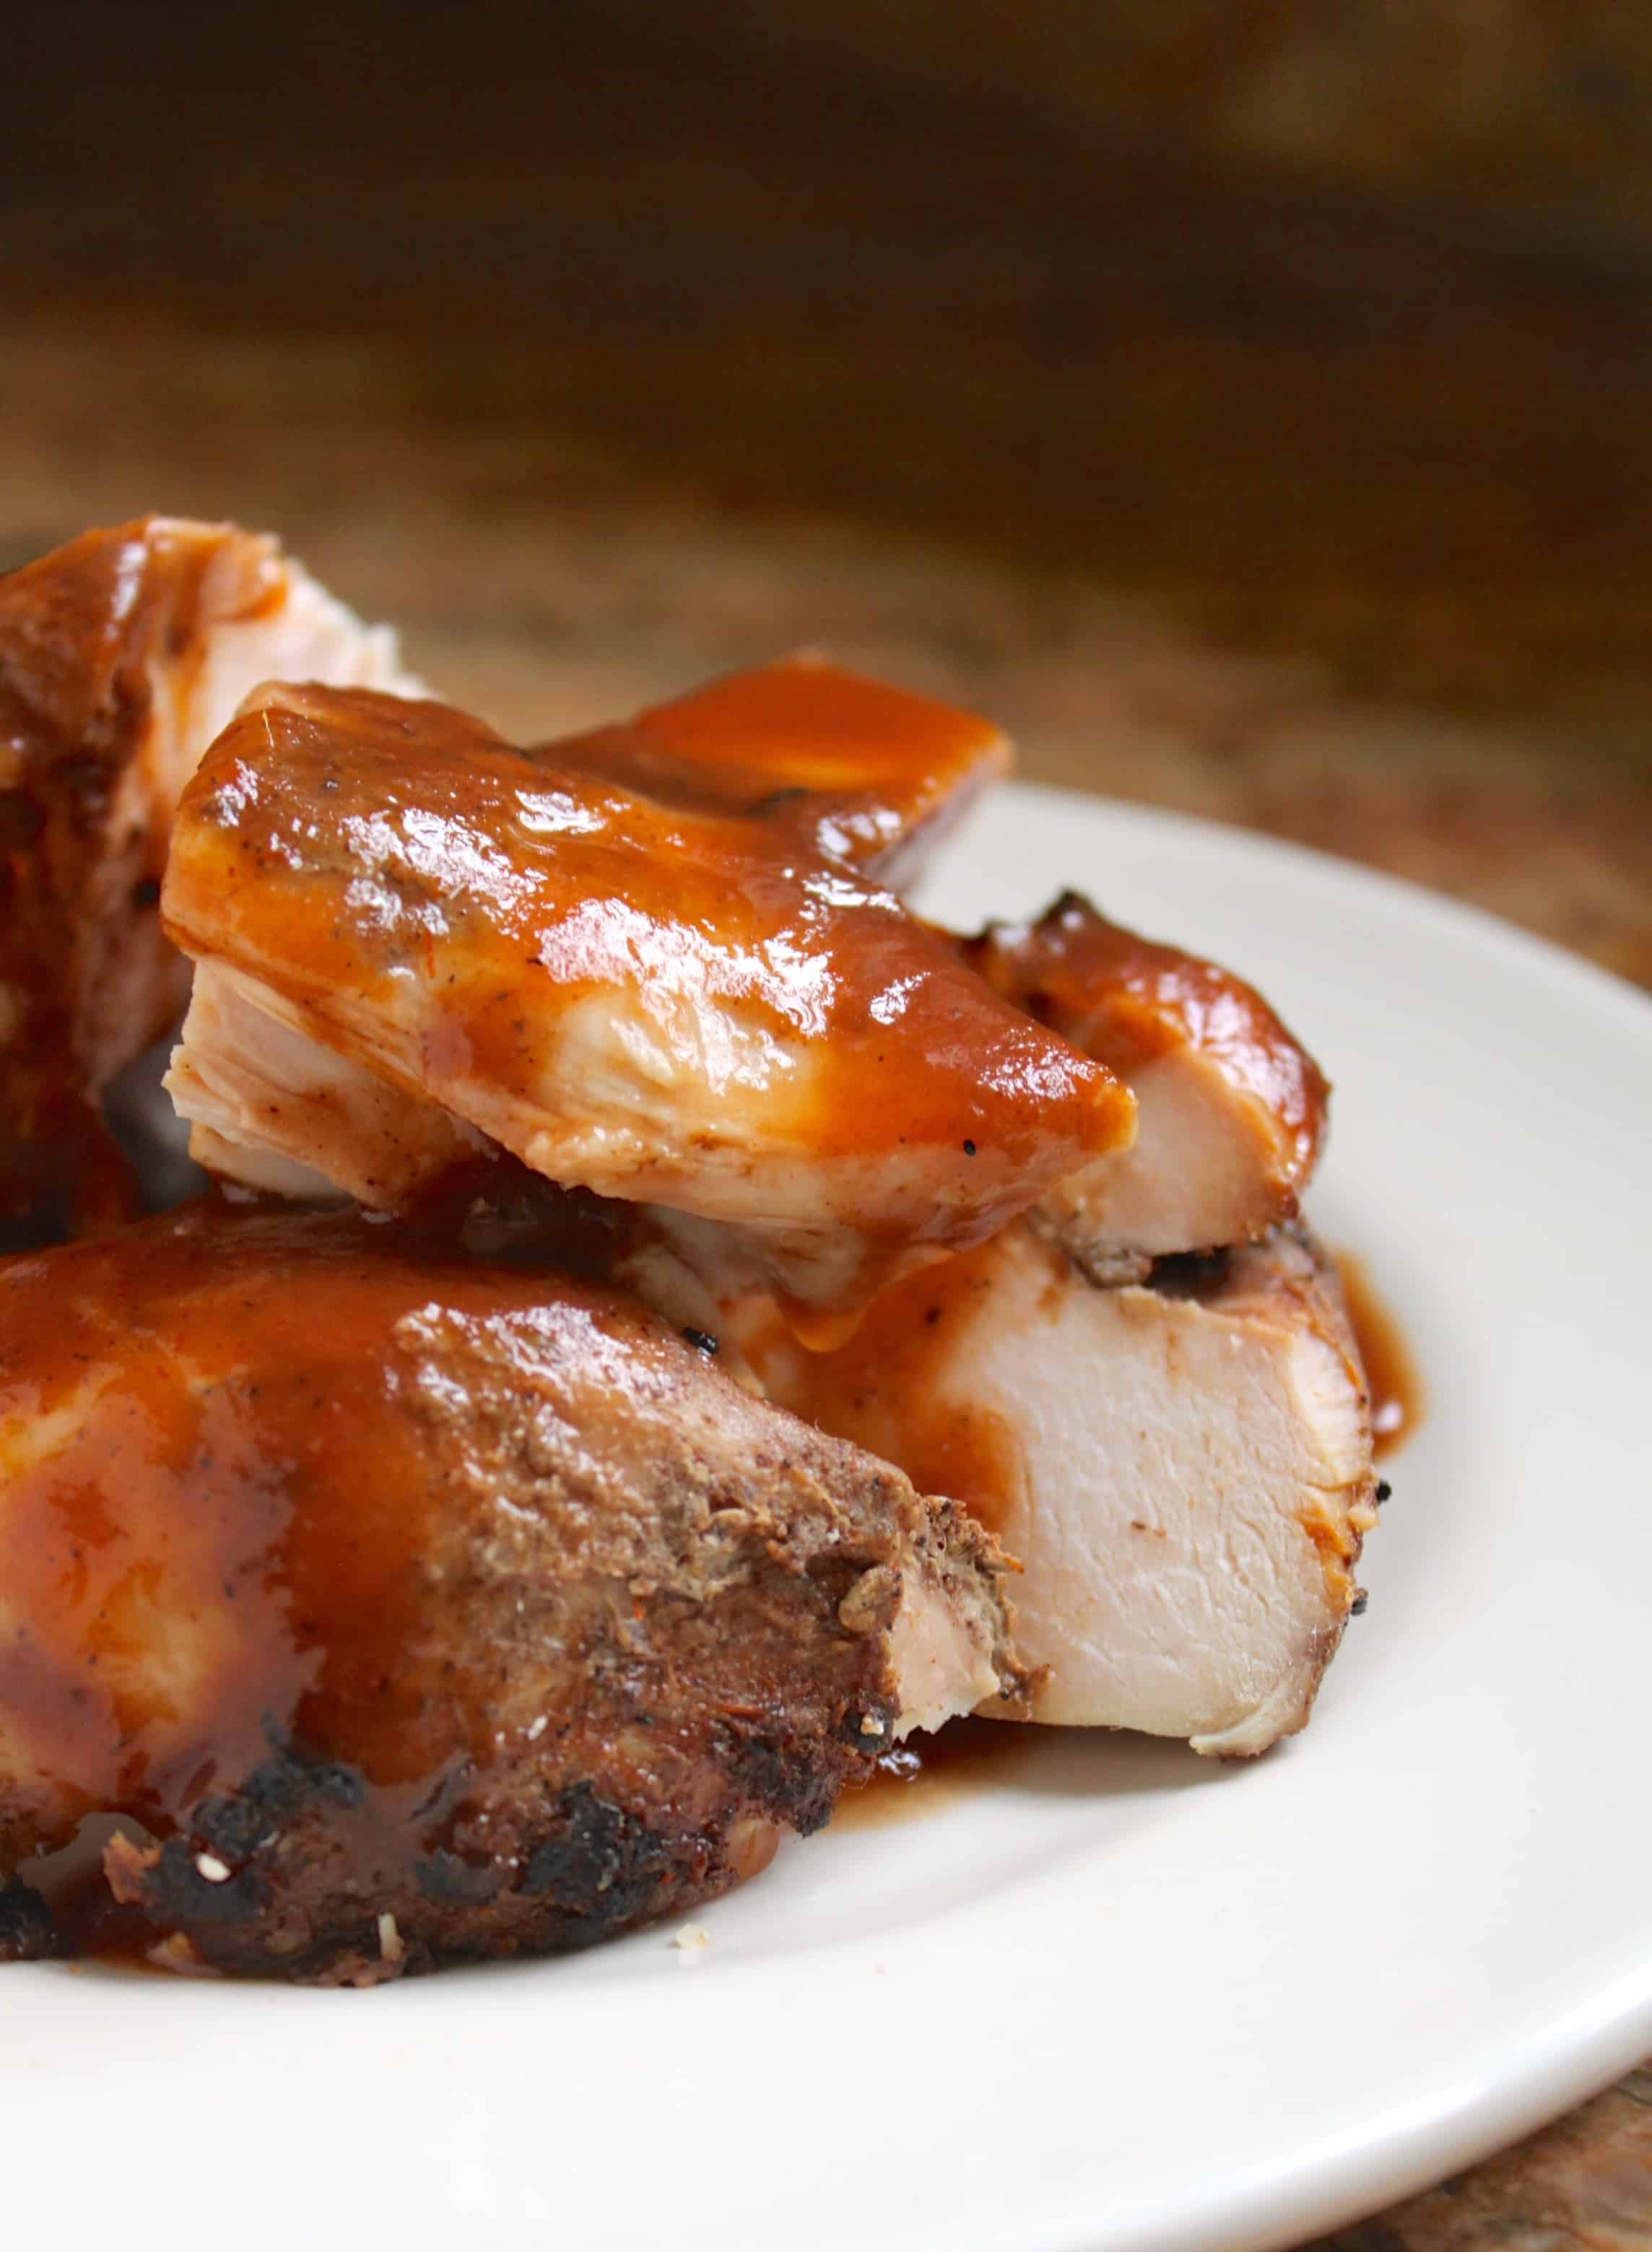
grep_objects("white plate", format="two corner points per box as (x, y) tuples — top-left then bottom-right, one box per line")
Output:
(8, 787), (1651, 2252)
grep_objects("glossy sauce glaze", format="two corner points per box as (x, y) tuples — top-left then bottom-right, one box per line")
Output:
(0, 1195), (718, 1967)
(549, 654), (1011, 877)
(1, 1192), (1019, 1975)
(164, 685), (1133, 1302)
(0, 1199), (518, 1965)
(0, 520), (269, 1222)
(724, 1231), (1030, 1539)
(0, 1201), (535, 1879)
(1336, 1251), (1424, 1458)
(830, 1716), (1037, 1830)
(962, 890), (1329, 1183)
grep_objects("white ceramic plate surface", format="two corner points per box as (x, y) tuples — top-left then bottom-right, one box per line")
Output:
(7, 786), (1651, 2252)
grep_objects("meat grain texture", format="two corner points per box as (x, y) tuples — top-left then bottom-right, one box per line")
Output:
(731, 895), (1373, 1753)
(731, 1223), (1374, 1752)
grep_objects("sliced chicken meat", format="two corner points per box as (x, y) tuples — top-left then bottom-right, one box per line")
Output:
(961, 892), (1329, 1280)
(0, 1203), (1027, 1980)
(162, 684), (1131, 1310)
(173, 957), (482, 1206)
(727, 1222), (1376, 1755)
(0, 516), (422, 1230)
(547, 653), (1011, 884)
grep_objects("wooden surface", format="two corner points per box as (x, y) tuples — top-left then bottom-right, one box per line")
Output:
(3, 4), (1650, 2239)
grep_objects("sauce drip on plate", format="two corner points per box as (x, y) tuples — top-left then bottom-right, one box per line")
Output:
(1336, 1251), (1423, 1458)
(832, 1717), (1037, 1831)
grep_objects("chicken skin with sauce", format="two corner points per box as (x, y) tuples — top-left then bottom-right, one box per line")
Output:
(162, 683), (1132, 1311)
(0, 518), (421, 1233)
(960, 892), (1328, 1282)
(0, 1204), (1027, 1980)
(545, 652), (1010, 884)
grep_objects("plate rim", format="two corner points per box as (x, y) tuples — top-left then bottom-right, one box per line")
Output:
(986, 780), (1652, 1032)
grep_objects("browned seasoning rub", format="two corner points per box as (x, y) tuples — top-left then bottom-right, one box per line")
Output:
(0, 1204), (1027, 1980)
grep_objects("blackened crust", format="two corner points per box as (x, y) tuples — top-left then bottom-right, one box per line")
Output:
(0, 1874), (57, 1962)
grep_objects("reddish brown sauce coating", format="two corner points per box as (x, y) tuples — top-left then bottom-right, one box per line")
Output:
(729, 1235), (1028, 1538)
(0, 1196), (1024, 1976)
(165, 687), (1131, 1292)
(962, 891), (1329, 1181)
(549, 654), (1010, 874)
(1336, 1251), (1423, 1458)
(0, 519), (273, 1225)
(832, 1716), (1035, 1830)
(0, 1203), (542, 1854)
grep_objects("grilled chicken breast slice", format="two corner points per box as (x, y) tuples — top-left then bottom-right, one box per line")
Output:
(961, 892), (1328, 1280)
(0, 516), (422, 1230)
(546, 653), (1011, 884)
(0, 1204), (1027, 1981)
(728, 1222), (1376, 1755)
(170, 957), (481, 1204)
(162, 684), (1131, 1311)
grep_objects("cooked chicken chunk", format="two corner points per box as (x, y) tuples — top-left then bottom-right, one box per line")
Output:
(728, 1222), (1376, 1755)
(0, 1204), (1026, 1980)
(961, 892), (1328, 1280)
(172, 958), (481, 1205)
(0, 517), (422, 1230)
(548, 654), (1011, 884)
(162, 684), (1131, 1310)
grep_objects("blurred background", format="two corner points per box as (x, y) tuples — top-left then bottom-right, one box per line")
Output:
(4, 0), (1650, 991)
(4, 4), (1649, 2235)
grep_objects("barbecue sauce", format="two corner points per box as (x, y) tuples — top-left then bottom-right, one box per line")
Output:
(832, 1716), (1038, 1830)
(0, 1201), (607, 1964)
(549, 652), (1009, 872)
(162, 682), (1134, 1314)
(1336, 1251), (1422, 1458)
(961, 892), (1329, 1187)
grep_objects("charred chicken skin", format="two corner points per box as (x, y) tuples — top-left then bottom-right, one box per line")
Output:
(0, 517), (420, 1232)
(0, 1204), (1026, 1981)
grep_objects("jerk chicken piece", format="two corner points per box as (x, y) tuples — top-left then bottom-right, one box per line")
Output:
(0, 1204), (1026, 1981)
(0, 517), (421, 1231)
(547, 653), (1011, 884)
(162, 684), (1132, 1311)
(727, 1222), (1376, 1755)
(961, 892), (1328, 1282)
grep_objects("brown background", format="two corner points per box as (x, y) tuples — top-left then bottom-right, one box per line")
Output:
(4, 4), (1649, 2238)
